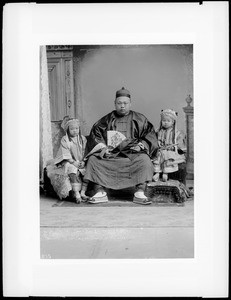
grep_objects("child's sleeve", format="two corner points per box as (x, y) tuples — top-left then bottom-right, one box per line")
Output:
(176, 131), (187, 153)
(54, 136), (72, 164)
(82, 135), (87, 150)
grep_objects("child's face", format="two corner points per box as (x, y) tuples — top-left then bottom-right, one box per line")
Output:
(68, 124), (79, 137)
(161, 116), (174, 129)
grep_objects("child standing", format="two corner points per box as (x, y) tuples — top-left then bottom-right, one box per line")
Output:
(153, 109), (187, 182)
(46, 117), (89, 203)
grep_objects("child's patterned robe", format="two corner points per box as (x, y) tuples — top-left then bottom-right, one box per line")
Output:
(153, 128), (186, 174)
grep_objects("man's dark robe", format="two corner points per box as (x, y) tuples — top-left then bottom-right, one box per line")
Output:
(84, 110), (158, 189)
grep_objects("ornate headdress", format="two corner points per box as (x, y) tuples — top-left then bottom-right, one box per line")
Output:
(160, 109), (178, 121)
(61, 116), (80, 133)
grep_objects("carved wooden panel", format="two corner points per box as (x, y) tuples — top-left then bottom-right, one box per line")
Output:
(64, 58), (75, 119)
(48, 59), (64, 121)
(47, 51), (75, 121)
(47, 45), (73, 51)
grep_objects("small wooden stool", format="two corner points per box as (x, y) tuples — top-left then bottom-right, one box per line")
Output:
(146, 180), (189, 205)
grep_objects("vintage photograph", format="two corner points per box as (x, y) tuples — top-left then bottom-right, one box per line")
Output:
(4, 2), (228, 297)
(40, 44), (194, 259)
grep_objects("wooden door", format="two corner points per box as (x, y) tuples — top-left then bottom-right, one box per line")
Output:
(47, 49), (75, 121)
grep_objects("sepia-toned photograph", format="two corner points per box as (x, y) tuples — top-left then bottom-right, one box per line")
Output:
(40, 44), (194, 259)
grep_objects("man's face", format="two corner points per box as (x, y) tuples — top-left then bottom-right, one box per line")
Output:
(115, 96), (131, 116)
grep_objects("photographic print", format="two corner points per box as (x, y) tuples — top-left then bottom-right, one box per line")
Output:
(40, 44), (194, 259)
(4, 3), (228, 297)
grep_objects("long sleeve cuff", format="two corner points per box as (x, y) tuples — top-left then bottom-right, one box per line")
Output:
(139, 140), (149, 150)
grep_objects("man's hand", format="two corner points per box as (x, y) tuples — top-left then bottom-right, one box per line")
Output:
(100, 147), (111, 158)
(105, 149), (111, 155)
(130, 145), (141, 152)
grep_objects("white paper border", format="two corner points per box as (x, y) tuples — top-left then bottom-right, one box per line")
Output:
(3, 2), (229, 297)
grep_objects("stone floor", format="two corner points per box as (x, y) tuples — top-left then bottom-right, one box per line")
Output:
(40, 180), (194, 259)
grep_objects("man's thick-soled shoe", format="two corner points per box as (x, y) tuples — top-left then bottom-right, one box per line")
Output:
(88, 191), (109, 204)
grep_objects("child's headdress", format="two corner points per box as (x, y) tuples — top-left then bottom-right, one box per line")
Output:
(61, 116), (80, 133)
(160, 109), (178, 121)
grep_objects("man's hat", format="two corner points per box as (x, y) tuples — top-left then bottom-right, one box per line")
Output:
(116, 87), (131, 98)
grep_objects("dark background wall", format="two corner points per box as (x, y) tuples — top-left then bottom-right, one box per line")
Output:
(74, 44), (193, 135)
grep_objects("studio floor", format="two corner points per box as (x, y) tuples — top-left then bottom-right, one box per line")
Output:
(40, 180), (194, 259)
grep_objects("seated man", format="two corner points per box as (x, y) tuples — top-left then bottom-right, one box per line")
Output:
(83, 87), (158, 204)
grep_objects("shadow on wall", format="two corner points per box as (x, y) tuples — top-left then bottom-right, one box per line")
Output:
(75, 44), (193, 135)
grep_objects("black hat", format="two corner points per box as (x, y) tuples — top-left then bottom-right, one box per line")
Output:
(116, 87), (131, 98)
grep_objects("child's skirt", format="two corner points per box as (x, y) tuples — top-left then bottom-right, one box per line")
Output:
(153, 149), (185, 174)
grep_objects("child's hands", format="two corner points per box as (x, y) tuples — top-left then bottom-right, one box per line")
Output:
(73, 160), (81, 168)
(160, 144), (178, 151)
(79, 161), (85, 168)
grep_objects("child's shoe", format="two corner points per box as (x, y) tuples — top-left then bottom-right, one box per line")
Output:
(153, 173), (160, 182)
(80, 190), (90, 202)
(162, 173), (168, 182)
(71, 183), (82, 204)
